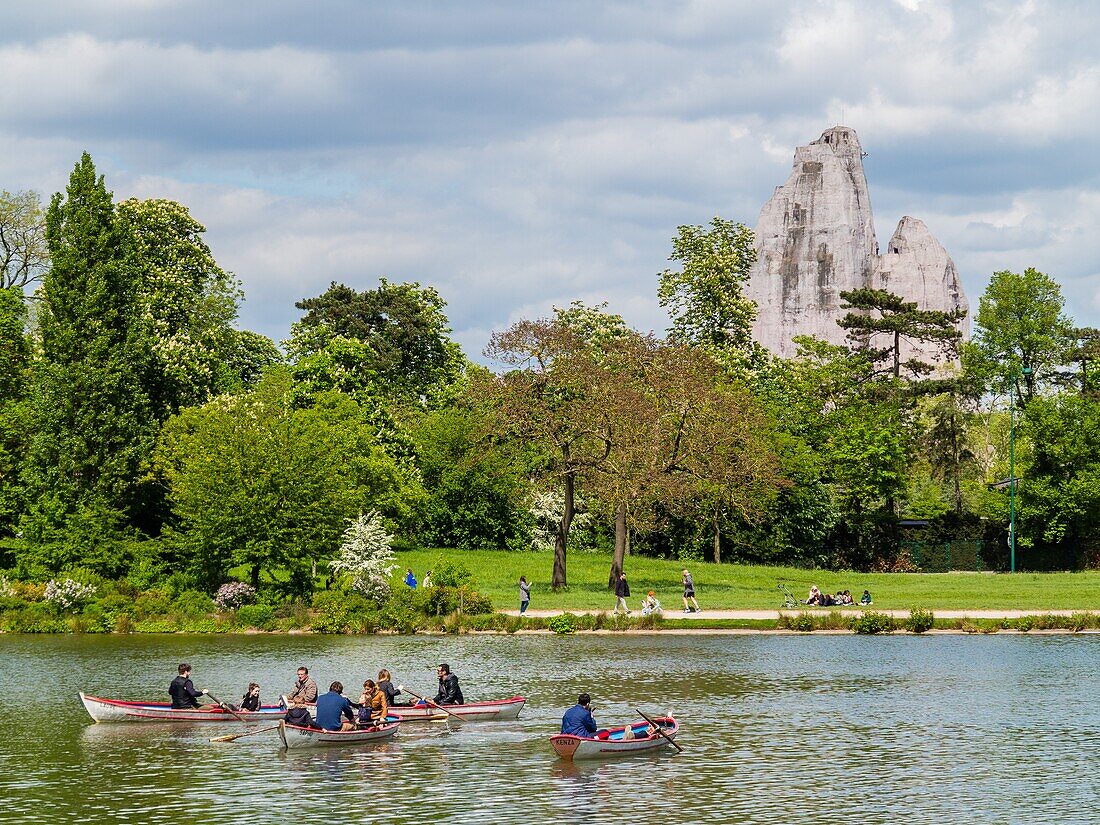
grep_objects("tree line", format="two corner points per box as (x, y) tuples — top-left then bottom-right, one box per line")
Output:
(0, 157), (1097, 598)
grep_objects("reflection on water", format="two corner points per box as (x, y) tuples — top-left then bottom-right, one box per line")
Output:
(1, 633), (1098, 824)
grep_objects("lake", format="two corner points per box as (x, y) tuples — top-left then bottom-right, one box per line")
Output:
(1, 632), (1097, 824)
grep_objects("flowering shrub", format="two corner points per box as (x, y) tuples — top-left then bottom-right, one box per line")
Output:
(44, 579), (97, 610)
(329, 512), (396, 603)
(529, 489), (591, 552)
(0, 575), (13, 598)
(214, 582), (256, 611)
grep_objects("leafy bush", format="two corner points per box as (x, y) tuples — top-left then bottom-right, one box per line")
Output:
(421, 585), (493, 616)
(793, 613), (816, 632)
(905, 608), (935, 634)
(548, 613), (577, 634)
(235, 604), (275, 630)
(214, 582), (256, 611)
(174, 589), (215, 617)
(133, 591), (172, 618)
(430, 559), (474, 589)
(852, 611), (896, 635)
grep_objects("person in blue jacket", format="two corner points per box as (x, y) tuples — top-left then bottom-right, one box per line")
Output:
(404, 569), (418, 589)
(561, 693), (598, 738)
(314, 681), (356, 731)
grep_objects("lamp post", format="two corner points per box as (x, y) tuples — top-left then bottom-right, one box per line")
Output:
(1008, 366), (1033, 573)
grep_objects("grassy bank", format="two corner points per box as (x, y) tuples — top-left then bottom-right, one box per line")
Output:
(396, 548), (1100, 612)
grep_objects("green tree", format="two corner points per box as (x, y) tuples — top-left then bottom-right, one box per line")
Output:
(118, 197), (245, 412)
(289, 279), (464, 405)
(838, 287), (965, 379)
(968, 268), (1074, 405)
(156, 369), (418, 591)
(657, 217), (761, 372)
(23, 153), (154, 548)
(0, 287), (31, 533)
(0, 189), (48, 289)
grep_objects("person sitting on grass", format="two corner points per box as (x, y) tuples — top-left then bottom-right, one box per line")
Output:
(860, 589), (873, 605)
(315, 681), (356, 731)
(805, 586), (823, 606)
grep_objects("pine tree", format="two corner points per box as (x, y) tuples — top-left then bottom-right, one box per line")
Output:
(22, 154), (154, 554)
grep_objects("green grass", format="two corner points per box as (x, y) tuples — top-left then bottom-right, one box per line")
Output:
(395, 548), (1100, 612)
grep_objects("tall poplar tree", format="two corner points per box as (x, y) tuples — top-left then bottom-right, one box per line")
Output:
(22, 153), (153, 558)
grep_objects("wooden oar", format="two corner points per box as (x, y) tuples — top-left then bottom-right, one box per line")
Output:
(204, 692), (247, 723)
(209, 724), (280, 743)
(635, 708), (683, 753)
(398, 685), (469, 721)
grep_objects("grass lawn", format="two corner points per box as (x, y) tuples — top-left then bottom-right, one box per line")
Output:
(395, 548), (1100, 612)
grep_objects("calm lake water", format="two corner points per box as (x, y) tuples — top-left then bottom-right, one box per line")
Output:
(1, 632), (1098, 824)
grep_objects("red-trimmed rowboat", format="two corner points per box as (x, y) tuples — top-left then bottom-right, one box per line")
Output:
(389, 696), (525, 721)
(549, 716), (679, 760)
(278, 717), (400, 750)
(80, 692), (288, 723)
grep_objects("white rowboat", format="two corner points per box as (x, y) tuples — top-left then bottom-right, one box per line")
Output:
(80, 692), (287, 723)
(278, 717), (400, 750)
(549, 716), (679, 760)
(389, 696), (525, 721)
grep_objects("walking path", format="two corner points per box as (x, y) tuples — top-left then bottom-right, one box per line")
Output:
(501, 608), (1088, 620)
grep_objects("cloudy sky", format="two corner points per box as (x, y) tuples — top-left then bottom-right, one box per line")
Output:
(2, 0), (1097, 357)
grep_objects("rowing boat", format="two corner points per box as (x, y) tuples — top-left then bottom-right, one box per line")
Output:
(549, 716), (679, 760)
(278, 717), (400, 750)
(80, 692), (286, 723)
(389, 696), (526, 721)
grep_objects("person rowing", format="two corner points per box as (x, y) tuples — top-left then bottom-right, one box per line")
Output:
(169, 663), (210, 710)
(315, 681), (356, 731)
(561, 693), (598, 737)
(285, 665), (317, 706)
(433, 663), (464, 705)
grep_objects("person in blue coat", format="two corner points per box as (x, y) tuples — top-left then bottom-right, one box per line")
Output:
(314, 681), (356, 731)
(561, 693), (598, 737)
(404, 569), (418, 589)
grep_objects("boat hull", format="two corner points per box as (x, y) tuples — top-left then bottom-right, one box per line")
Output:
(550, 716), (679, 760)
(80, 692), (287, 723)
(389, 696), (525, 721)
(278, 718), (400, 750)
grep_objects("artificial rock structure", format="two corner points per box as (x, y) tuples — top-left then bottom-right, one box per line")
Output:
(746, 126), (968, 362)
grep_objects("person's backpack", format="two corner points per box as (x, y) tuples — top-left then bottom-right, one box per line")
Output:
(284, 706), (317, 728)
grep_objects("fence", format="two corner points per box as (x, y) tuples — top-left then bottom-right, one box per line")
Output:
(900, 539), (985, 572)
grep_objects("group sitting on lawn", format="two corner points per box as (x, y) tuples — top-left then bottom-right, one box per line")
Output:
(805, 586), (872, 607)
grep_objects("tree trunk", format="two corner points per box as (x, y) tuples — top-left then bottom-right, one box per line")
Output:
(608, 501), (627, 588)
(712, 510), (721, 564)
(893, 330), (901, 378)
(552, 469), (575, 590)
(250, 564), (260, 590)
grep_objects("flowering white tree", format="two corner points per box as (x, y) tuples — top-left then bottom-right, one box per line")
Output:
(44, 579), (97, 610)
(329, 512), (396, 603)
(529, 489), (591, 553)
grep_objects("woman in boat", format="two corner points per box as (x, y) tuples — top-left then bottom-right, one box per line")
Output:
(357, 679), (389, 728)
(237, 682), (261, 712)
(377, 669), (401, 706)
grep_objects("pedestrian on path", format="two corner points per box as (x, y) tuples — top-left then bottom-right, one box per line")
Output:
(519, 576), (531, 614)
(682, 569), (700, 613)
(614, 572), (631, 614)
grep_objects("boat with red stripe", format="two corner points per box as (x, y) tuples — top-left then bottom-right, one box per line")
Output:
(550, 715), (679, 760)
(80, 692), (287, 723)
(389, 696), (525, 721)
(278, 716), (400, 750)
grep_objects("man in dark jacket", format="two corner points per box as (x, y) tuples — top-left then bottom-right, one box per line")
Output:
(614, 573), (631, 614)
(561, 693), (598, 737)
(433, 663), (464, 705)
(169, 663), (207, 709)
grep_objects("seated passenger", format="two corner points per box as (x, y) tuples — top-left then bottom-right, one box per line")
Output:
(357, 679), (389, 728)
(561, 693), (598, 738)
(315, 681), (356, 731)
(283, 705), (318, 729)
(237, 682), (261, 712)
